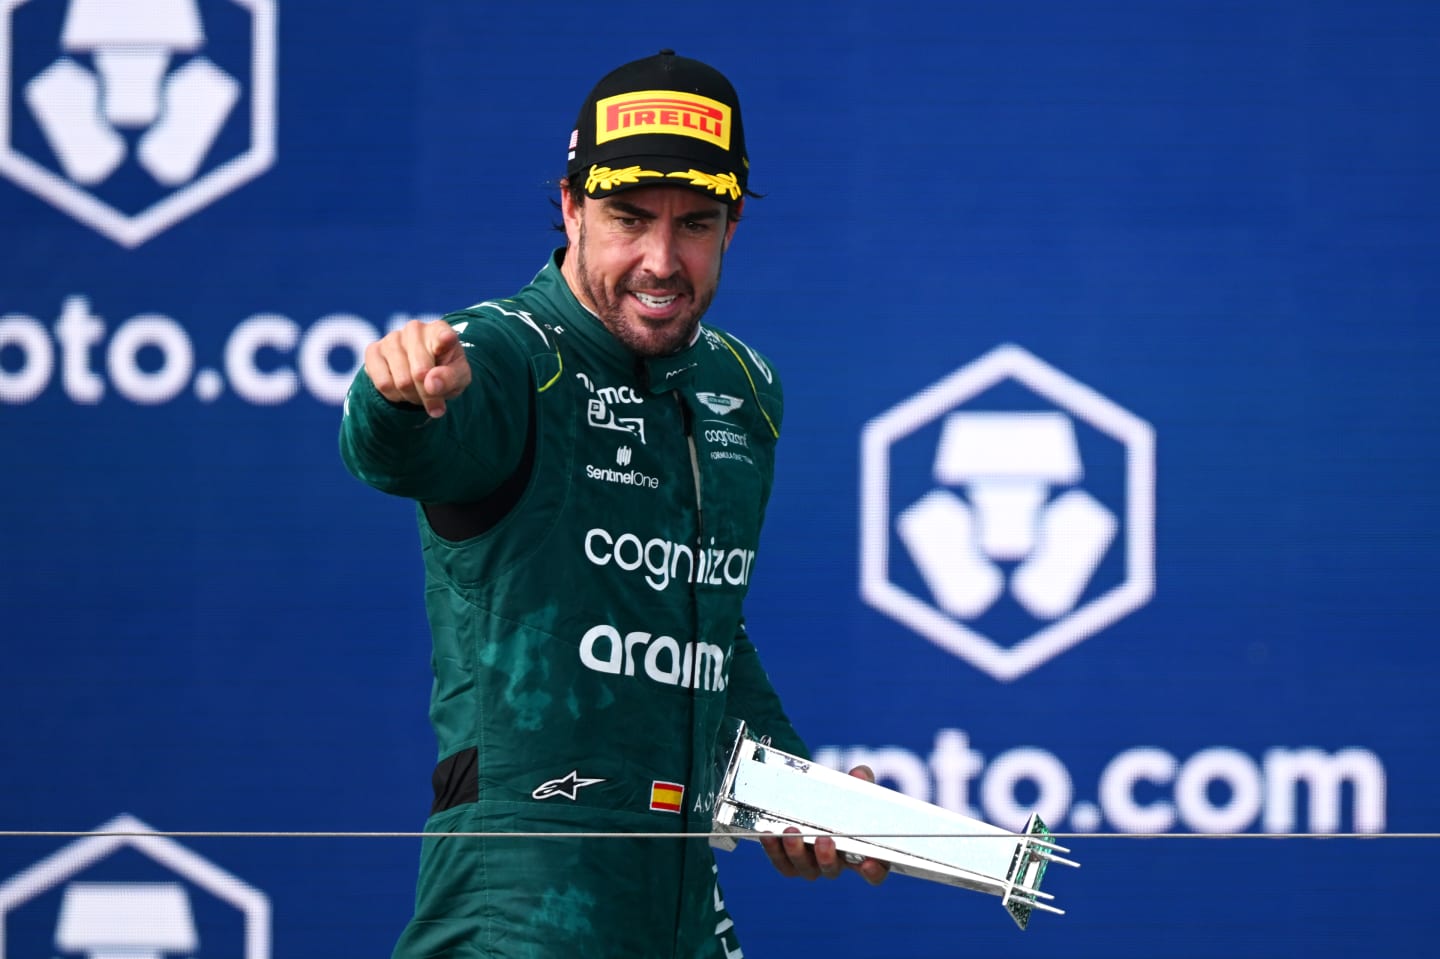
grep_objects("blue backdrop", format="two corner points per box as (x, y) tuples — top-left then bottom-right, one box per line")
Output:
(3, 1), (1437, 956)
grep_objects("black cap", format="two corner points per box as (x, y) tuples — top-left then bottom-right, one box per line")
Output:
(566, 50), (747, 203)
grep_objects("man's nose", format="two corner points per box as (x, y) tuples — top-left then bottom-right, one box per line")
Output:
(638, 223), (682, 278)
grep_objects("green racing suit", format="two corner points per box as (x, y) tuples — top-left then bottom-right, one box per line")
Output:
(340, 251), (806, 958)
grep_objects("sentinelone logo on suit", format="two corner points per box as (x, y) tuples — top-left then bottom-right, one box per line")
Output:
(0, 0), (277, 248)
(822, 345), (1388, 836)
(0, 814), (270, 957)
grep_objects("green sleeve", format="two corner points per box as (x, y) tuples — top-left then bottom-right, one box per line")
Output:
(725, 619), (809, 760)
(338, 313), (534, 504)
(717, 341), (802, 754)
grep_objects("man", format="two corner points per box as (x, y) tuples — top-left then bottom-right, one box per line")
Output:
(341, 50), (884, 958)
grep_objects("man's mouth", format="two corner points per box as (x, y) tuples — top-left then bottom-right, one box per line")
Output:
(633, 292), (678, 309)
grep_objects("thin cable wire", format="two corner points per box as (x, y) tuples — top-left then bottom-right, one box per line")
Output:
(0, 830), (1435, 840)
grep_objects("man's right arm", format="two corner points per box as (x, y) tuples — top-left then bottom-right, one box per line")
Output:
(338, 316), (533, 504)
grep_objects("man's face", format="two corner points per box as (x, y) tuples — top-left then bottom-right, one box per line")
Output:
(561, 184), (741, 358)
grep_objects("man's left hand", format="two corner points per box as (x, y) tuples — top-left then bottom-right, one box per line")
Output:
(758, 765), (890, 886)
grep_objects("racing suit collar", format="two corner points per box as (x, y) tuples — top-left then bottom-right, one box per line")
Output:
(642, 339), (703, 393)
(538, 249), (634, 370)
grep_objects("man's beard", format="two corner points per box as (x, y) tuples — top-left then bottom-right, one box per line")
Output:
(574, 223), (719, 358)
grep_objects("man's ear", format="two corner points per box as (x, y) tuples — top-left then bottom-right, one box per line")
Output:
(723, 198), (744, 251)
(560, 179), (583, 244)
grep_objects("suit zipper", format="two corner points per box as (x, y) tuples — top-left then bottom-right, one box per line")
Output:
(678, 392), (704, 535)
(675, 389), (704, 957)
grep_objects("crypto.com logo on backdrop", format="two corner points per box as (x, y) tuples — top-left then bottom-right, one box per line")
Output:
(860, 344), (1155, 682)
(0, 0), (276, 247)
(0, 814), (270, 957)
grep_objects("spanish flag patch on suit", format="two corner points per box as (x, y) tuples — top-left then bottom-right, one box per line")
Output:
(650, 780), (685, 813)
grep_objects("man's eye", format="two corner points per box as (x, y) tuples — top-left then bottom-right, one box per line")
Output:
(682, 219), (713, 234)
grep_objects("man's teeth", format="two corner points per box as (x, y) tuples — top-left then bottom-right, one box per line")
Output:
(634, 292), (677, 308)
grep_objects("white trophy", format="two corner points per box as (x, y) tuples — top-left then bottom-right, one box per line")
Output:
(710, 721), (1079, 929)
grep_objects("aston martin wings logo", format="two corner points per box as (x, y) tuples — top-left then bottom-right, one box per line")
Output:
(696, 392), (743, 415)
(531, 770), (605, 801)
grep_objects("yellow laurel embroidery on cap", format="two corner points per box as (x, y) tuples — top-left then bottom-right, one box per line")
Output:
(586, 164), (663, 193)
(665, 169), (741, 201)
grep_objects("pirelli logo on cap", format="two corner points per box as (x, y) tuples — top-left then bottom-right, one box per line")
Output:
(596, 91), (731, 150)
(649, 780), (685, 814)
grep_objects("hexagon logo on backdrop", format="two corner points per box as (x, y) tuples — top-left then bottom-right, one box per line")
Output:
(0, 814), (270, 956)
(0, 0), (277, 248)
(860, 344), (1155, 682)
